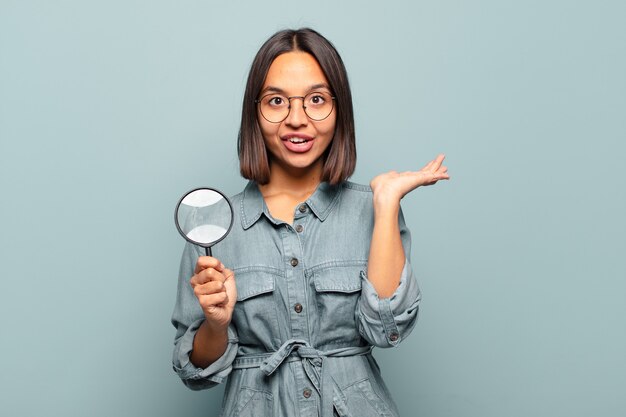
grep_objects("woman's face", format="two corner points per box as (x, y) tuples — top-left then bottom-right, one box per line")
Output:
(257, 51), (336, 178)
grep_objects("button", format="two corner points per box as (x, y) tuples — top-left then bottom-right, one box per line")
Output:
(389, 331), (399, 342)
(298, 204), (307, 213)
(295, 224), (304, 233)
(290, 258), (299, 267)
(303, 388), (312, 398)
(294, 303), (303, 313)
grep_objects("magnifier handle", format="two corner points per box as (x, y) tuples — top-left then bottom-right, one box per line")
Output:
(205, 247), (211, 257)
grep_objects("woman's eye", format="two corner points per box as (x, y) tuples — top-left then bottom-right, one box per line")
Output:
(268, 96), (285, 106)
(309, 94), (325, 105)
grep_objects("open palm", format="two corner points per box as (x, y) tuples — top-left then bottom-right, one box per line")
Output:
(370, 154), (450, 203)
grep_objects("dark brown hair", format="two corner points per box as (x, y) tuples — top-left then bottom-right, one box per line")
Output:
(238, 28), (356, 185)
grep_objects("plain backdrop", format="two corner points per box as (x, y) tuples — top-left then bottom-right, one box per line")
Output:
(1, 1), (624, 416)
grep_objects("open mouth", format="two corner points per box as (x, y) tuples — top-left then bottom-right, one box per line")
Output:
(281, 135), (315, 153)
(287, 137), (309, 144)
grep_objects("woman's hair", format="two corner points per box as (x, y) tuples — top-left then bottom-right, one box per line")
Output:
(238, 28), (356, 185)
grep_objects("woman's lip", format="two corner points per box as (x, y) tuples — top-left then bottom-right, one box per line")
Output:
(282, 137), (315, 153)
(281, 133), (314, 141)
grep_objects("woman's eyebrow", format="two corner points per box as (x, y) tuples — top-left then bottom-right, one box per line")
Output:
(309, 83), (331, 91)
(260, 86), (286, 95)
(260, 83), (331, 95)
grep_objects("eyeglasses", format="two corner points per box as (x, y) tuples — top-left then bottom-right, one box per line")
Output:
(255, 91), (336, 123)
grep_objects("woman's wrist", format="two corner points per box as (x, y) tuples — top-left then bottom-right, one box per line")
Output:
(372, 191), (401, 217)
(202, 317), (230, 335)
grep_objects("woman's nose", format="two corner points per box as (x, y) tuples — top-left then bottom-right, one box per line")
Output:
(284, 98), (308, 127)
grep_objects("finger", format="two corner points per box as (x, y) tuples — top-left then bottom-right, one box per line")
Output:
(426, 172), (450, 185)
(200, 267), (227, 284)
(432, 166), (450, 179)
(222, 267), (235, 281)
(195, 256), (225, 274)
(431, 154), (446, 171)
(193, 280), (225, 296)
(191, 267), (226, 286)
(198, 292), (229, 308)
(435, 166), (448, 177)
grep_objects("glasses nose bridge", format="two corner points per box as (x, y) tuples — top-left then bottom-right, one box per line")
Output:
(284, 95), (308, 124)
(286, 95), (307, 110)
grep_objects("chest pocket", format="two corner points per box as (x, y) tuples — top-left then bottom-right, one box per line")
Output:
(233, 269), (281, 349)
(312, 265), (364, 346)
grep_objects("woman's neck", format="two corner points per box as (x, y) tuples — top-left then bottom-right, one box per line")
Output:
(260, 160), (323, 200)
(258, 160), (323, 224)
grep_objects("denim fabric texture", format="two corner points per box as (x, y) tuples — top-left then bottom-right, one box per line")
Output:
(171, 181), (421, 417)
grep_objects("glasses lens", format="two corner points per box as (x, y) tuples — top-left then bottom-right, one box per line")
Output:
(303, 92), (334, 121)
(259, 94), (289, 123)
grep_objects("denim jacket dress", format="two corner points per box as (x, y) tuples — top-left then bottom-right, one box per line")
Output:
(171, 181), (421, 417)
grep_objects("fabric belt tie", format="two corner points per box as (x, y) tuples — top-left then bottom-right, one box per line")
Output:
(232, 339), (372, 417)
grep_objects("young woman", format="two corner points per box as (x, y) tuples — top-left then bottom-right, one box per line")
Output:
(172, 28), (449, 417)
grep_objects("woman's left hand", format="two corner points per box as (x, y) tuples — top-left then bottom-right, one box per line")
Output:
(370, 154), (450, 206)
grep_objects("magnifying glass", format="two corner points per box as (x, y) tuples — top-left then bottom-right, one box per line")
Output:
(174, 187), (234, 256)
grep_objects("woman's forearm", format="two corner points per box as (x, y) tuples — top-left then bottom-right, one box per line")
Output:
(190, 320), (229, 368)
(367, 200), (406, 299)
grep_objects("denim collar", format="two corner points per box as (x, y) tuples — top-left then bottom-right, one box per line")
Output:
(240, 181), (342, 229)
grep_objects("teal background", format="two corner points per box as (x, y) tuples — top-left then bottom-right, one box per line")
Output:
(1, 1), (624, 416)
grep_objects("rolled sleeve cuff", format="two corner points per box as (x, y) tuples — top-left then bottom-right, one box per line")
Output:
(172, 319), (239, 390)
(358, 259), (421, 347)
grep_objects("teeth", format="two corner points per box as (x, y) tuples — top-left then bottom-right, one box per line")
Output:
(289, 138), (307, 144)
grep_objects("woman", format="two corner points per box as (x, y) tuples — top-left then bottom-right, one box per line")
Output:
(172, 28), (449, 417)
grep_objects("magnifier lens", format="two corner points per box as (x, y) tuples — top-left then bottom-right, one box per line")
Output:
(175, 188), (233, 250)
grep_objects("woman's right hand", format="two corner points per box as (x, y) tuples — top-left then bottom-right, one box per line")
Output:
(190, 256), (237, 331)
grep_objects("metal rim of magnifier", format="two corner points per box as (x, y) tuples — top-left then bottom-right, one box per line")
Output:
(174, 187), (235, 250)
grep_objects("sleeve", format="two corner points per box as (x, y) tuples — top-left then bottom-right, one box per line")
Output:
(356, 207), (421, 348)
(171, 242), (239, 390)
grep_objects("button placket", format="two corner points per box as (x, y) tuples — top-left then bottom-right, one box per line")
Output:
(282, 210), (308, 341)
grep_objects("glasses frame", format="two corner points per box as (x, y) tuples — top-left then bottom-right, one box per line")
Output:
(255, 92), (336, 124)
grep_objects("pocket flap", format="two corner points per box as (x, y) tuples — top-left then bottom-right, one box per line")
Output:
(236, 272), (276, 301)
(313, 268), (362, 293)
